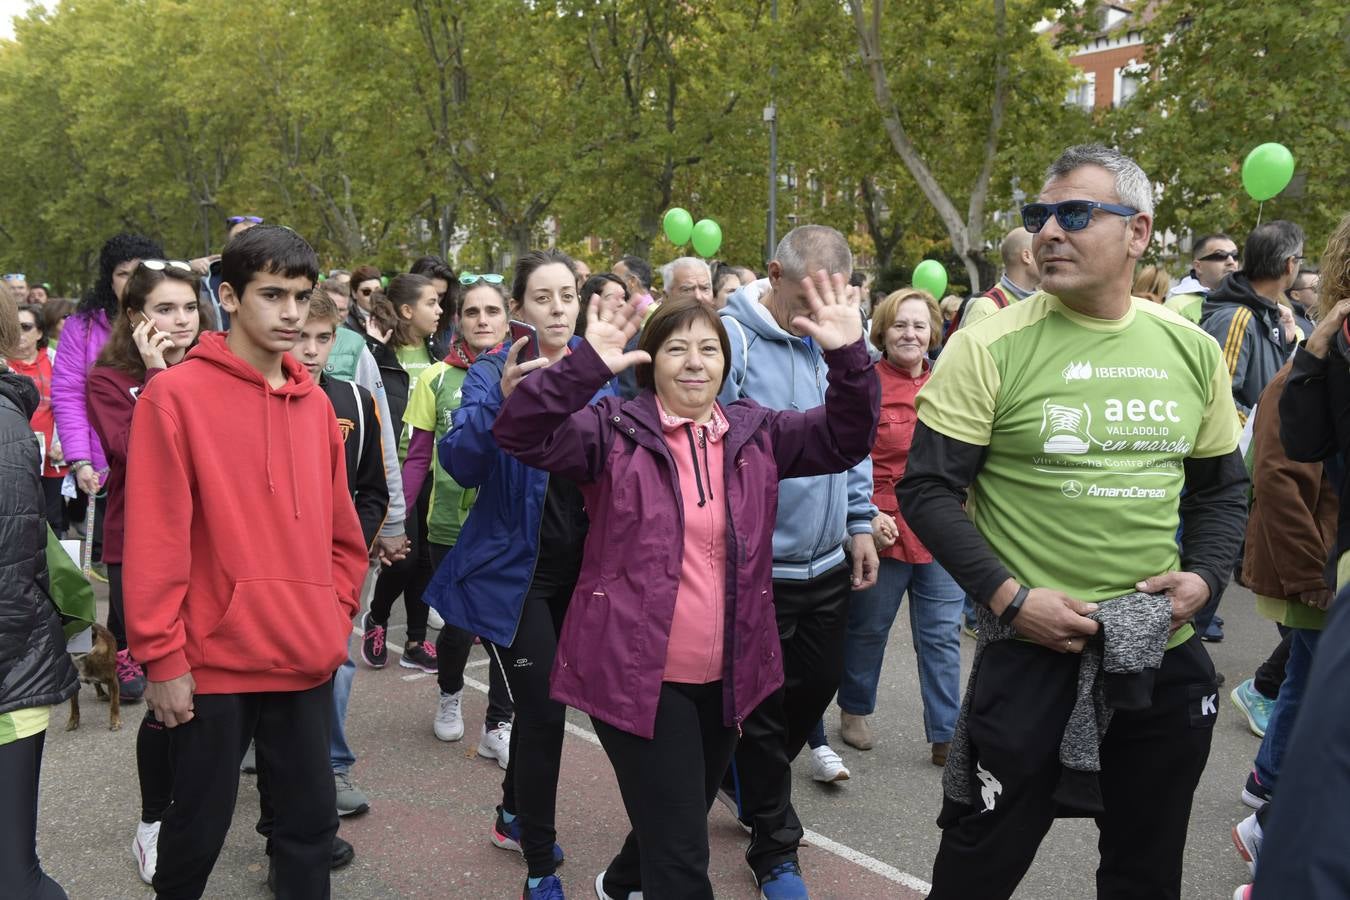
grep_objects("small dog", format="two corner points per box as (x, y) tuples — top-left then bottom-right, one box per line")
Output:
(68, 622), (121, 731)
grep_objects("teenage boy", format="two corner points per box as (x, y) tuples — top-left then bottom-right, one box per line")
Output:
(124, 225), (368, 900)
(292, 290), (387, 818)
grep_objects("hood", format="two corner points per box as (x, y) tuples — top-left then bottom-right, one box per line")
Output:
(722, 278), (799, 343)
(444, 333), (485, 371)
(1202, 272), (1282, 323)
(0, 368), (40, 418)
(1166, 272), (1207, 299)
(184, 331), (315, 516)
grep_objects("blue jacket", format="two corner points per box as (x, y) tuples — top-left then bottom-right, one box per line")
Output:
(423, 339), (614, 646)
(718, 280), (877, 580)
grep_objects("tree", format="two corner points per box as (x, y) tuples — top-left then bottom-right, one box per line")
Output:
(1102, 0), (1350, 252)
(847, 0), (1084, 291)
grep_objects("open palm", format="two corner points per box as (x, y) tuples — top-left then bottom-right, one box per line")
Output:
(792, 270), (863, 350)
(586, 293), (651, 374)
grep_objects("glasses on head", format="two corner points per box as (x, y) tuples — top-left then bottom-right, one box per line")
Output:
(459, 272), (504, 286)
(1197, 249), (1240, 263)
(1020, 200), (1139, 234)
(3, 273), (25, 282)
(19, 322), (37, 332)
(139, 259), (193, 273)
(226, 215), (264, 226)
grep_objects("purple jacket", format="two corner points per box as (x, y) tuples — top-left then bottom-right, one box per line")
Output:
(493, 338), (879, 738)
(51, 310), (111, 471)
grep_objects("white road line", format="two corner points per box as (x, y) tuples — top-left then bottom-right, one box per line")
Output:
(356, 625), (933, 894)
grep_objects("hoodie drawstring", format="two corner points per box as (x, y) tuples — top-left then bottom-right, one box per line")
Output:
(263, 389), (275, 495)
(684, 424), (707, 507)
(285, 395), (300, 518)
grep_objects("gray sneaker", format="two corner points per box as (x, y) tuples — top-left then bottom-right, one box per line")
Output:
(334, 771), (370, 817)
(240, 742), (257, 774)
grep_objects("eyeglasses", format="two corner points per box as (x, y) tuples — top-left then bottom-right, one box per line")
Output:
(1020, 200), (1138, 233)
(1197, 249), (1240, 263)
(139, 259), (193, 272)
(459, 272), (504, 286)
(226, 215), (264, 226)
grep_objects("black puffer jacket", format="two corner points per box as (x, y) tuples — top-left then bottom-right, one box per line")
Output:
(0, 369), (78, 717)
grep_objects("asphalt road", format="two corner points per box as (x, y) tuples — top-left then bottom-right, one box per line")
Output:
(36, 580), (1272, 899)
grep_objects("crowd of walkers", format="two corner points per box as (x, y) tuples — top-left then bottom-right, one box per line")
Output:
(2, 143), (1349, 900)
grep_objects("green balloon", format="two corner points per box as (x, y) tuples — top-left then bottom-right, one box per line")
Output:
(1242, 143), (1295, 202)
(691, 219), (723, 258)
(663, 208), (694, 246)
(912, 259), (948, 298)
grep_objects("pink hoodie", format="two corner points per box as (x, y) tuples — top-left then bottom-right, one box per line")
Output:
(657, 399), (729, 684)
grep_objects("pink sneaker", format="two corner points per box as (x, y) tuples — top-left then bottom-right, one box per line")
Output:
(360, 612), (387, 668)
(115, 649), (147, 701)
(400, 640), (438, 673)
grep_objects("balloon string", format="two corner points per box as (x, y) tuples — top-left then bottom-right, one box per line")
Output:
(1256, 201), (1264, 228)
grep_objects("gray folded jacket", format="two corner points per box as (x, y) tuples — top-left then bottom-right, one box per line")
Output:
(942, 591), (1174, 816)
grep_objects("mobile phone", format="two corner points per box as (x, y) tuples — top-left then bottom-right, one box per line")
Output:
(509, 319), (540, 362)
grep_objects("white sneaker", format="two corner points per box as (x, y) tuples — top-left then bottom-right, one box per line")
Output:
(132, 820), (160, 885)
(809, 745), (850, 782)
(594, 869), (644, 899)
(434, 690), (465, 742)
(477, 721), (512, 770)
(1232, 811), (1263, 876)
(427, 607), (445, 629)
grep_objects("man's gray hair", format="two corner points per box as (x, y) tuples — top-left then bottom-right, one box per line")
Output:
(1243, 221), (1305, 282)
(661, 256), (711, 289)
(773, 225), (852, 282)
(1043, 144), (1154, 219)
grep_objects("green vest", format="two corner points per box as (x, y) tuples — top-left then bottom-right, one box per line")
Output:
(325, 327), (366, 382)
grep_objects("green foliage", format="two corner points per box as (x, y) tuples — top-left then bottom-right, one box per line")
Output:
(1102, 0), (1350, 258)
(1, 0), (1341, 294)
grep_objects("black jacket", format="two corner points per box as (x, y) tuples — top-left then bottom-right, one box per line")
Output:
(318, 374), (389, 547)
(362, 334), (439, 434)
(0, 369), (79, 717)
(1199, 273), (1294, 420)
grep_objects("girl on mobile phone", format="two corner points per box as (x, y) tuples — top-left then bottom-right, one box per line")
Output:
(87, 258), (210, 886)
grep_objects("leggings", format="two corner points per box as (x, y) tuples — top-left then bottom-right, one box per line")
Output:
(489, 567), (576, 878)
(0, 730), (68, 900)
(430, 543), (512, 730)
(370, 479), (432, 644)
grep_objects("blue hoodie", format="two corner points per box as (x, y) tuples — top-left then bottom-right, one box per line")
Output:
(718, 280), (877, 580)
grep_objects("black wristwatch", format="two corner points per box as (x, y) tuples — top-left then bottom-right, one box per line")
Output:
(998, 585), (1030, 625)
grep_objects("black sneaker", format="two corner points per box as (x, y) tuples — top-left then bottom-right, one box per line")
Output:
(360, 612), (388, 668)
(332, 836), (355, 869)
(399, 640), (439, 673)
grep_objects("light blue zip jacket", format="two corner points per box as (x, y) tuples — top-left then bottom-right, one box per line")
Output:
(718, 279), (877, 580)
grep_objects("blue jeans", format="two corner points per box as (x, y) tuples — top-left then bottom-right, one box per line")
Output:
(838, 557), (964, 743)
(330, 653), (356, 773)
(1254, 627), (1320, 790)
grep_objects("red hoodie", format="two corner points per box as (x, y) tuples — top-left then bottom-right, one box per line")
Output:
(123, 332), (368, 693)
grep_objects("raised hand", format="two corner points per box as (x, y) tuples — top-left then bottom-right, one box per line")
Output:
(792, 270), (863, 350)
(584, 292), (651, 375)
(499, 335), (553, 400)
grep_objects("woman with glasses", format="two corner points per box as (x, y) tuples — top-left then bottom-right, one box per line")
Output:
(50, 233), (164, 700)
(360, 274), (444, 673)
(425, 249), (610, 900)
(347, 265), (384, 333)
(86, 259), (209, 885)
(5, 304), (68, 535)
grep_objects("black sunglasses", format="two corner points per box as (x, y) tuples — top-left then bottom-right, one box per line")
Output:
(227, 215), (264, 226)
(1020, 200), (1138, 234)
(1198, 250), (1240, 263)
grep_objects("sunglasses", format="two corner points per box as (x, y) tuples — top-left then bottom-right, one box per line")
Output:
(1198, 249), (1240, 263)
(139, 259), (193, 272)
(1020, 200), (1138, 234)
(227, 215), (264, 226)
(459, 272), (504, 286)
(3, 273), (24, 282)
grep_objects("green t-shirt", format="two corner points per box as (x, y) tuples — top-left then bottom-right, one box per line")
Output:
(1163, 292), (1204, 324)
(918, 293), (1241, 650)
(403, 361), (476, 546)
(395, 343), (434, 460)
(0, 706), (49, 746)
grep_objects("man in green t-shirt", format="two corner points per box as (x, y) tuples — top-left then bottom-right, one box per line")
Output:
(899, 144), (1248, 900)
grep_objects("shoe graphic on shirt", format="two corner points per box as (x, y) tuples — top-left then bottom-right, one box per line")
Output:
(1041, 400), (1093, 455)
